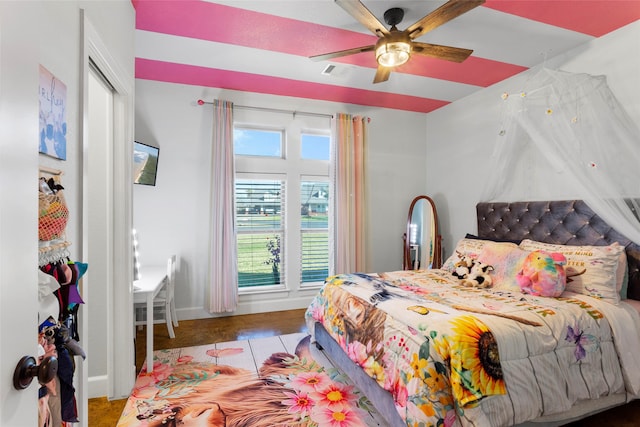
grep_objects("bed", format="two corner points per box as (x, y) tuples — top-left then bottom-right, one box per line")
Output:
(305, 200), (640, 427)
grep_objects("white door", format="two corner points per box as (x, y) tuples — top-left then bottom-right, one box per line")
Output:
(0, 14), (41, 427)
(0, 9), (134, 427)
(0, 177), (40, 424)
(0, 139), (41, 416)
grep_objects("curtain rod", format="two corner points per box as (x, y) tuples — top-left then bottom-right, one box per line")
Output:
(196, 99), (333, 119)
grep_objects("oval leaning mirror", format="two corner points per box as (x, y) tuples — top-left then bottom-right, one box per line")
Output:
(403, 196), (442, 270)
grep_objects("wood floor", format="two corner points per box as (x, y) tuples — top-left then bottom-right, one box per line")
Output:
(88, 308), (640, 426)
(88, 309), (309, 426)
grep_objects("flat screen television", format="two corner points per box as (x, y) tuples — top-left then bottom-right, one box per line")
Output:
(133, 141), (160, 186)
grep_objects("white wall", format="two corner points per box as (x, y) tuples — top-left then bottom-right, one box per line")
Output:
(0, 0), (134, 421)
(134, 79), (428, 319)
(426, 21), (640, 257)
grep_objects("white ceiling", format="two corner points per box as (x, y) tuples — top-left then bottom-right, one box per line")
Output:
(133, 0), (640, 113)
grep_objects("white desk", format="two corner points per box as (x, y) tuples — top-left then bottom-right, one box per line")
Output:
(133, 266), (167, 373)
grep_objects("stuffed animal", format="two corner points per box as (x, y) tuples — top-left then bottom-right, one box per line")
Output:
(452, 252), (474, 280)
(516, 250), (567, 297)
(451, 252), (495, 288)
(461, 260), (494, 288)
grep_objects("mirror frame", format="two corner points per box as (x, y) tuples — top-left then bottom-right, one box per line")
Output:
(403, 195), (442, 270)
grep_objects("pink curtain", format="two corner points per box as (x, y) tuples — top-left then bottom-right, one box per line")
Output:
(332, 113), (368, 274)
(208, 100), (238, 312)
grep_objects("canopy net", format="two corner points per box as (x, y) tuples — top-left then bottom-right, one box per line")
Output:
(482, 68), (640, 244)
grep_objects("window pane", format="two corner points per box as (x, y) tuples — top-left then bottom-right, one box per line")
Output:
(236, 180), (283, 229)
(301, 231), (328, 283)
(301, 181), (329, 283)
(300, 182), (328, 227)
(301, 134), (330, 160)
(237, 233), (284, 287)
(236, 179), (285, 288)
(234, 128), (282, 157)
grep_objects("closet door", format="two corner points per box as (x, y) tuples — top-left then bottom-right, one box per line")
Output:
(82, 12), (135, 401)
(85, 62), (114, 397)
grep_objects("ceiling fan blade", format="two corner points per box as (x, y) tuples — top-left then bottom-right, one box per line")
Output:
(310, 45), (375, 62)
(373, 65), (391, 84)
(335, 0), (389, 37)
(411, 42), (473, 63)
(405, 0), (485, 40)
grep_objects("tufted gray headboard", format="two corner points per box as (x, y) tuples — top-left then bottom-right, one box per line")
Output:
(477, 200), (640, 301)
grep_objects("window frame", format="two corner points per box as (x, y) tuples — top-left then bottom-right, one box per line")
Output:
(233, 120), (332, 295)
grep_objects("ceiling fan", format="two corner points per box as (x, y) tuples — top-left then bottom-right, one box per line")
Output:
(310, 0), (485, 83)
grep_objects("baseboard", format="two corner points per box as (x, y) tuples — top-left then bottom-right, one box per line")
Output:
(88, 374), (108, 399)
(177, 295), (314, 320)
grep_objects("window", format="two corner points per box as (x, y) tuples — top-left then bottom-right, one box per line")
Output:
(234, 127), (283, 157)
(234, 125), (331, 291)
(236, 179), (284, 288)
(301, 133), (330, 160)
(301, 180), (329, 283)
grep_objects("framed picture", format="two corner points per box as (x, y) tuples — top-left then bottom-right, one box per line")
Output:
(39, 65), (67, 160)
(133, 141), (160, 186)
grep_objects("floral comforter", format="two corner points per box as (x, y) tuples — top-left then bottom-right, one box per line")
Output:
(305, 269), (640, 427)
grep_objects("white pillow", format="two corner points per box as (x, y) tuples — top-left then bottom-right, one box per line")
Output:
(518, 239), (625, 304)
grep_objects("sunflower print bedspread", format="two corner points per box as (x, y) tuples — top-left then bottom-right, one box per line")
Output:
(305, 269), (640, 427)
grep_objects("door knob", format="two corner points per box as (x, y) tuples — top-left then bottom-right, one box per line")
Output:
(13, 355), (58, 390)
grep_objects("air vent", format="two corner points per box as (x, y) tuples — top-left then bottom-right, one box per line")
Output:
(321, 65), (336, 75)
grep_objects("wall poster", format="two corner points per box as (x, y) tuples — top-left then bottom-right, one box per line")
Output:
(39, 65), (67, 160)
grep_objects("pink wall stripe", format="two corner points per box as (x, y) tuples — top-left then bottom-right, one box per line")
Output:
(484, 0), (640, 37)
(135, 58), (450, 113)
(133, 0), (372, 57)
(132, 0), (525, 87)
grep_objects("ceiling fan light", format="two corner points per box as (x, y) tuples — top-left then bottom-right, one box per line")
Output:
(376, 41), (411, 67)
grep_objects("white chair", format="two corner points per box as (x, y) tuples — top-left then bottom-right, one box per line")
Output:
(135, 255), (179, 338)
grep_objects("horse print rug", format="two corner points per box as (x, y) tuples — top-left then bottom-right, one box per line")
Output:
(116, 332), (383, 426)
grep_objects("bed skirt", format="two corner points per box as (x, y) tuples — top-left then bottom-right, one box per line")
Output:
(313, 322), (406, 427)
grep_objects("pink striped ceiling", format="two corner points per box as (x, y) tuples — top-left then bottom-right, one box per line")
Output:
(133, 0), (640, 113)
